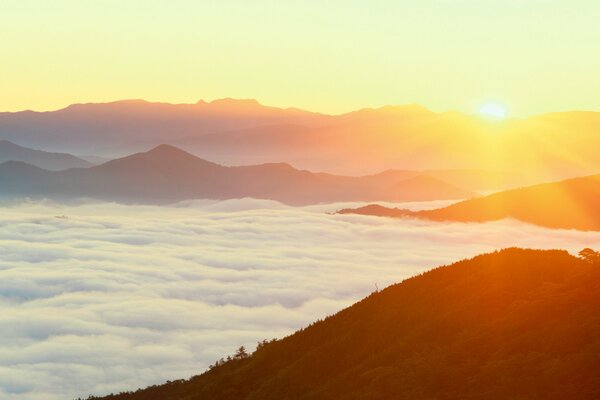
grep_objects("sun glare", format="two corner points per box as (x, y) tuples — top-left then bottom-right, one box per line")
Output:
(479, 102), (507, 119)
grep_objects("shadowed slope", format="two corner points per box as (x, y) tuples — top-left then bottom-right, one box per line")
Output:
(0, 140), (91, 170)
(339, 174), (600, 231)
(87, 248), (600, 400)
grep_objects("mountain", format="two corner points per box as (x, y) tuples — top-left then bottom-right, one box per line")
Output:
(0, 144), (475, 205)
(2, 99), (599, 183)
(0, 99), (330, 156)
(338, 174), (600, 231)
(86, 248), (600, 400)
(0, 140), (92, 170)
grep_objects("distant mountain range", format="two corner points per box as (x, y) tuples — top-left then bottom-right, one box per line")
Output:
(87, 248), (600, 400)
(2, 99), (599, 182)
(339, 173), (600, 231)
(0, 98), (327, 157)
(0, 144), (478, 205)
(0, 140), (91, 170)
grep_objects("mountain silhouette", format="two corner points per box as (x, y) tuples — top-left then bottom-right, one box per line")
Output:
(0, 99), (328, 156)
(2, 99), (598, 182)
(0, 144), (475, 205)
(339, 174), (600, 231)
(0, 140), (91, 170)
(86, 248), (600, 400)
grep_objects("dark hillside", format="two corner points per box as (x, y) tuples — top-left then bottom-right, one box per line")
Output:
(88, 248), (600, 400)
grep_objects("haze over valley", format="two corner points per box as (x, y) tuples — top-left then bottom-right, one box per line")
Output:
(3, 1), (600, 399)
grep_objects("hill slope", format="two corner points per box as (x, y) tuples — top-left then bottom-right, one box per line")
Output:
(0, 140), (91, 170)
(87, 248), (600, 400)
(339, 174), (600, 231)
(0, 144), (474, 205)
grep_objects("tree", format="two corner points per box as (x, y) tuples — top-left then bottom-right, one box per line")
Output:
(256, 338), (276, 351)
(234, 346), (249, 359)
(578, 248), (600, 264)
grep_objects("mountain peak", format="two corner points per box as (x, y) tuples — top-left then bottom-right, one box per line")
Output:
(140, 144), (215, 163)
(146, 144), (190, 156)
(96, 144), (223, 173)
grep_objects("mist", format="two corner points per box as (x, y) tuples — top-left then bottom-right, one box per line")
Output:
(1, 199), (599, 400)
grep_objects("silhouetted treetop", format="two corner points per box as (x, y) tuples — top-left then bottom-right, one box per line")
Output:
(579, 248), (600, 264)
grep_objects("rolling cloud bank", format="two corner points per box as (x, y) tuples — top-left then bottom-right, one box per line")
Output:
(1, 199), (600, 400)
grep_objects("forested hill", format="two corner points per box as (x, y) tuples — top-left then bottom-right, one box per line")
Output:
(87, 248), (600, 400)
(338, 173), (600, 231)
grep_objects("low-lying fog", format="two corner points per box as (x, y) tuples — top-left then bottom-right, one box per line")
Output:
(2, 199), (599, 400)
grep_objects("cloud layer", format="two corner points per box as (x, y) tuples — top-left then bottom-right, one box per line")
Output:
(1, 199), (600, 399)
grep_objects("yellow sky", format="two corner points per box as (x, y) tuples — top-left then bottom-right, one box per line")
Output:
(1, 0), (600, 115)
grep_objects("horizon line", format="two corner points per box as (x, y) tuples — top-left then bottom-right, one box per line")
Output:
(3, 98), (600, 120)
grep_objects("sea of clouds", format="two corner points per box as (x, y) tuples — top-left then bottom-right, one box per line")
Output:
(1, 199), (600, 400)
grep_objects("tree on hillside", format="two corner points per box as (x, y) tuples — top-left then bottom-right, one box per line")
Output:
(578, 248), (600, 264)
(234, 346), (249, 360)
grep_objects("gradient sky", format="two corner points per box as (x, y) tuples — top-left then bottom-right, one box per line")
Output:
(2, 0), (600, 115)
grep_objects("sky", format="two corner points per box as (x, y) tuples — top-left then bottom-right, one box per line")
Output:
(2, 199), (600, 399)
(1, 0), (600, 115)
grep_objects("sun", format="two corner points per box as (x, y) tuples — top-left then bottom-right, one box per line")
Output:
(478, 102), (507, 119)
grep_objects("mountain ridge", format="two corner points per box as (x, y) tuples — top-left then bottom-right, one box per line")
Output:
(6, 98), (600, 119)
(0, 144), (476, 205)
(338, 173), (600, 231)
(0, 140), (92, 170)
(3, 99), (599, 180)
(85, 248), (600, 400)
